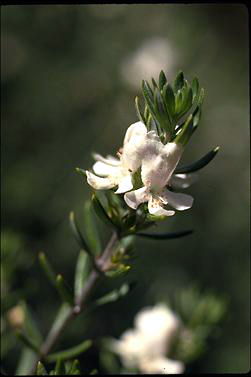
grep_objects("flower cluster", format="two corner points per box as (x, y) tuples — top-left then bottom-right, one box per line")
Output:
(109, 304), (184, 374)
(86, 121), (196, 217)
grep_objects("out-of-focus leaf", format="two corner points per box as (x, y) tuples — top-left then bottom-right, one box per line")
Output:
(47, 303), (72, 343)
(36, 361), (48, 375)
(16, 330), (40, 352)
(163, 83), (175, 119)
(55, 275), (73, 306)
(136, 229), (194, 240)
(74, 250), (91, 300)
(66, 359), (80, 375)
(1, 331), (15, 358)
(20, 301), (43, 347)
(175, 147), (220, 174)
(46, 340), (92, 362)
(83, 201), (102, 256)
(69, 212), (90, 253)
(16, 348), (37, 375)
(95, 283), (130, 306)
(38, 252), (57, 288)
(54, 359), (65, 375)
(100, 348), (120, 374)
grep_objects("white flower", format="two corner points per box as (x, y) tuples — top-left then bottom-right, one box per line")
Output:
(110, 304), (184, 374)
(124, 132), (195, 217)
(86, 121), (147, 194)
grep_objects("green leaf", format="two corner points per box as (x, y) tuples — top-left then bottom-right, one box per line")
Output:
(95, 283), (130, 306)
(55, 359), (65, 375)
(91, 193), (117, 229)
(16, 348), (37, 376)
(38, 252), (57, 288)
(135, 96), (145, 124)
(16, 330), (40, 352)
(20, 301), (43, 348)
(159, 70), (167, 89)
(163, 83), (175, 118)
(174, 71), (184, 93)
(151, 77), (158, 88)
(36, 361), (48, 375)
(47, 303), (72, 343)
(175, 147), (220, 174)
(174, 114), (194, 146)
(142, 80), (155, 115)
(84, 201), (102, 256)
(191, 77), (199, 101)
(66, 360), (81, 375)
(69, 212), (90, 253)
(175, 90), (183, 113)
(55, 275), (73, 306)
(46, 340), (92, 362)
(74, 250), (91, 300)
(136, 229), (194, 240)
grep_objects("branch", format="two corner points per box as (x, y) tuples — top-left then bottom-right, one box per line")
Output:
(27, 231), (118, 375)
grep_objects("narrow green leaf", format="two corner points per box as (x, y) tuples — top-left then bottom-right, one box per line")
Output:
(66, 360), (80, 375)
(174, 114), (194, 146)
(163, 83), (175, 117)
(174, 71), (184, 93)
(74, 250), (91, 300)
(69, 211), (90, 253)
(142, 80), (155, 115)
(192, 77), (199, 101)
(151, 77), (158, 88)
(55, 275), (73, 306)
(193, 106), (201, 127)
(136, 229), (194, 240)
(16, 330), (40, 352)
(16, 348), (37, 375)
(38, 252), (57, 288)
(20, 301), (43, 347)
(84, 201), (102, 256)
(135, 96), (145, 124)
(175, 90), (183, 113)
(46, 340), (92, 362)
(92, 193), (117, 229)
(175, 147), (220, 174)
(197, 87), (205, 106)
(95, 283), (130, 306)
(159, 70), (167, 89)
(36, 361), (48, 375)
(47, 303), (72, 344)
(55, 359), (65, 375)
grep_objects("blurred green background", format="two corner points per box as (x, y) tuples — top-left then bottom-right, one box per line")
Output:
(1, 4), (249, 374)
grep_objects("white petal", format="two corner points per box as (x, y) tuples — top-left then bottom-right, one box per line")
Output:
(115, 174), (133, 194)
(86, 171), (116, 190)
(124, 187), (150, 210)
(123, 121), (147, 146)
(140, 356), (184, 374)
(148, 196), (175, 217)
(93, 161), (119, 177)
(171, 173), (198, 189)
(161, 188), (194, 210)
(92, 153), (120, 166)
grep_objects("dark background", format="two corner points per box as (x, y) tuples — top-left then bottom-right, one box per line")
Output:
(1, 4), (250, 374)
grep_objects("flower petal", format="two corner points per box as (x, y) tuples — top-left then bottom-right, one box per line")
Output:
(93, 161), (119, 177)
(92, 153), (120, 166)
(140, 356), (184, 375)
(148, 196), (175, 217)
(161, 188), (194, 210)
(115, 174), (133, 194)
(86, 171), (116, 190)
(171, 173), (198, 189)
(124, 187), (150, 210)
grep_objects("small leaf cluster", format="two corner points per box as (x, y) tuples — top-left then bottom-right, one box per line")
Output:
(135, 70), (204, 145)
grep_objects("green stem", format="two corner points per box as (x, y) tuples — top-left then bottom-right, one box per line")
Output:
(27, 231), (118, 375)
